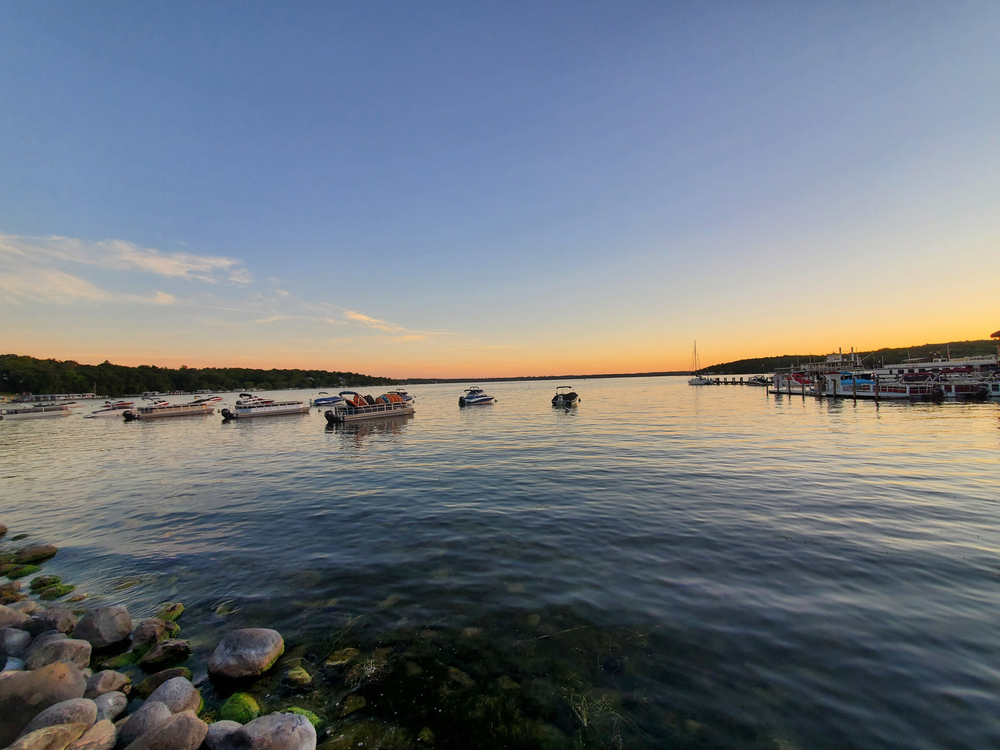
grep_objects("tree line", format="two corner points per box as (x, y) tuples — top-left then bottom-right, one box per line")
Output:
(0, 354), (394, 397)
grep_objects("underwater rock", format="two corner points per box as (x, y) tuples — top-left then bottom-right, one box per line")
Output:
(15, 544), (58, 564)
(209, 628), (284, 679)
(65, 719), (116, 750)
(18, 698), (98, 738)
(5, 723), (90, 750)
(24, 638), (92, 671)
(321, 719), (407, 750)
(340, 695), (366, 716)
(73, 607), (132, 649)
(39, 584), (77, 601)
(418, 726), (435, 744)
(323, 647), (358, 667)
(145, 676), (201, 714)
(219, 692), (260, 724)
(139, 639), (191, 670)
(155, 603), (184, 622)
(123, 709), (207, 750)
(0, 661), (87, 746)
(84, 670), (130, 699)
(285, 666), (311, 686)
(93, 691), (127, 722)
(133, 667), (191, 699)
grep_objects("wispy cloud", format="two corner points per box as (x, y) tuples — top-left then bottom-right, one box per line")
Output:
(256, 314), (303, 323)
(344, 310), (405, 332)
(0, 269), (176, 306)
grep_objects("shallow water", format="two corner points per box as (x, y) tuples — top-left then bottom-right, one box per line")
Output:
(3, 378), (1000, 748)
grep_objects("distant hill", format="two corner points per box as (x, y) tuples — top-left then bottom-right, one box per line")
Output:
(705, 339), (999, 375)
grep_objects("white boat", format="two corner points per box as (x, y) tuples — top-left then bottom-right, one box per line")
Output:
(0, 403), (75, 420)
(311, 391), (343, 407)
(688, 342), (718, 385)
(221, 393), (310, 420)
(551, 385), (580, 406)
(459, 386), (495, 406)
(123, 396), (222, 421)
(324, 390), (415, 424)
(84, 400), (135, 418)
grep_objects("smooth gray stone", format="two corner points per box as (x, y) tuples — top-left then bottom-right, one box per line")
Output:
(25, 631), (68, 658)
(5, 723), (89, 750)
(216, 713), (316, 750)
(208, 629), (284, 679)
(203, 721), (242, 750)
(122, 710), (207, 750)
(0, 662), (87, 746)
(85, 670), (130, 699)
(1, 627), (33, 658)
(145, 676), (200, 714)
(138, 639), (190, 670)
(94, 691), (127, 722)
(18, 697), (97, 739)
(117, 701), (171, 748)
(74, 607), (133, 649)
(25, 638), (92, 671)
(0, 604), (31, 630)
(4, 656), (26, 671)
(67, 719), (117, 750)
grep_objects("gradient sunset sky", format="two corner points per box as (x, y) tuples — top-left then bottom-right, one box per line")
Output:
(2, 2), (998, 378)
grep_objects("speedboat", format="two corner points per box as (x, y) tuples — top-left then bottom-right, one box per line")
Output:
(123, 395), (222, 421)
(324, 390), (415, 425)
(221, 393), (310, 420)
(311, 391), (344, 407)
(0, 403), (75, 420)
(84, 400), (136, 418)
(459, 386), (495, 406)
(551, 386), (580, 406)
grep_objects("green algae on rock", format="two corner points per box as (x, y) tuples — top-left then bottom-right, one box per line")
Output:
(30, 575), (61, 591)
(6, 565), (41, 579)
(219, 692), (261, 724)
(39, 583), (76, 600)
(157, 602), (185, 621)
(284, 707), (323, 730)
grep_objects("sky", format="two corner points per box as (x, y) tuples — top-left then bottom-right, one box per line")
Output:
(1, 2), (998, 378)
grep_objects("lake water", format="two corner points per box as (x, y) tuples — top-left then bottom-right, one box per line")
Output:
(3, 377), (1000, 749)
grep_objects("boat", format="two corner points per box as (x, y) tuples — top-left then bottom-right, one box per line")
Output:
(221, 393), (310, 420)
(84, 400), (135, 418)
(688, 342), (718, 385)
(311, 391), (344, 407)
(746, 375), (771, 387)
(324, 390), (415, 425)
(122, 395), (222, 421)
(0, 403), (75, 420)
(459, 386), (495, 406)
(551, 385), (580, 406)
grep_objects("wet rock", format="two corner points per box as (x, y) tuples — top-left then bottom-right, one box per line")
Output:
(321, 719), (403, 750)
(282, 708), (320, 731)
(0, 661), (87, 746)
(39, 584), (76, 601)
(30, 576), (62, 591)
(133, 667), (191, 699)
(0, 603), (31, 629)
(218, 692), (260, 724)
(66, 719), (116, 750)
(155, 603), (184, 623)
(2, 626), (33, 658)
(73, 607), (132, 649)
(1, 580), (22, 598)
(66, 594), (88, 604)
(93, 691), (127, 722)
(84, 670), (130, 699)
(285, 666), (311, 686)
(25, 609), (78, 636)
(323, 647), (359, 667)
(4, 723), (89, 750)
(203, 721), (242, 750)
(123, 710), (207, 750)
(25, 637), (92, 671)
(138, 639), (190, 670)
(216, 712), (316, 750)
(15, 544), (58, 564)
(130, 619), (172, 657)
(341, 695), (366, 716)
(7, 565), (41, 579)
(9, 600), (40, 615)
(0, 523), (6, 536)
(208, 629), (284, 679)
(145, 676), (201, 714)
(18, 698), (98, 738)
(117, 701), (172, 748)
(95, 651), (138, 670)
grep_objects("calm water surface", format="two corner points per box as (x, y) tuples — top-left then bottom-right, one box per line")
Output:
(3, 378), (1000, 749)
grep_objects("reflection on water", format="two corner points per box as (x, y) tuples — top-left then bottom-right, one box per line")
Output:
(2, 379), (1000, 749)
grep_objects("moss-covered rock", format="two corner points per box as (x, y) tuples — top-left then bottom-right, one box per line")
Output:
(286, 666), (312, 686)
(284, 707), (322, 731)
(29, 575), (61, 591)
(6, 564), (40, 579)
(157, 602), (184, 621)
(219, 693), (260, 724)
(99, 650), (140, 669)
(39, 583), (76, 600)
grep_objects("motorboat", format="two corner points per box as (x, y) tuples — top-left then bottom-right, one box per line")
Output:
(551, 385), (580, 406)
(459, 386), (495, 406)
(746, 375), (770, 387)
(84, 400), (136, 418)
(311, 391), (344, 407)
(123, 395), (222, 421)
(221, 393), (310, 420)
(324, 390), (415, 425)
(0, 403), (75, 420)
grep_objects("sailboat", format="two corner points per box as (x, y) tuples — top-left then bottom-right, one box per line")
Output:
(688, 342), (717, 386)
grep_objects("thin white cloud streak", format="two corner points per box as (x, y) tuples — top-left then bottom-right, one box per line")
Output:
(344, 310), (405, 332)
(0, 269), (175, 306)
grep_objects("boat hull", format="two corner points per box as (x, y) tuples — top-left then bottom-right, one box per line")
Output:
(222, 404), (310, 419)
(325, 403), (415, 424)
(1, 408), (74, 420)
(123, 405), (216, 420)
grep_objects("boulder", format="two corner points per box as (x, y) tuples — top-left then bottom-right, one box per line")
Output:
(0, 603), (31, 629)
(4, 723), (89, 750)
(9, 600), (40, 615)
(133, 668), (191, 699)
(155, 603), (184, 622)
(215, 713), (316, 750)
(130, 619), (172, 657)
(25, 637), (92, 671)
(0, 661), (87, 746)
(116, 701), (172, 748)
(145, 676), (201, 714)
(122, 710), (206, 750)
(66, 720), (116, 750)
(218, 692), (259, 723)
(30, 576), (62, 592)
(7, 565), (41, 579)
(203, 721), (242, 750)
(1, 579), (22, 596)
(1, 626), (33, 658)
(5, 656), (26, 671)
(24, 631), (69, 659)
(15, 544), (59, 564)
(25, 609), (78, 636)
(208, 629), (284, 679)
(73, 607), (132, 649)
(84, 670), (130, 699)
(39, 584), (76, 601)
(18, 698), (98, 738)
(93, 691), (127, 722)
(138, 639), (190, 670)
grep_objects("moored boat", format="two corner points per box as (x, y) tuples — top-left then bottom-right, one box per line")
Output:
(459, 386), (495, 406)
(324, 390), (415, 425)
(311, 391), (344, 407)
(123, 395), (221, 421)
(551, 385), (580, 406)
(688, 342), (718, 385)
(221, 393), (310, 420)
(84, 400), (136, 418)
(0, 403), (75, 420)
